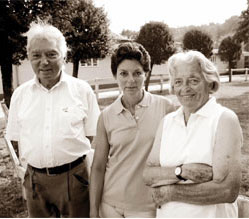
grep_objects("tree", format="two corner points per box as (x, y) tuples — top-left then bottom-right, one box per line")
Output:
(183, 29), (213, 58)
(234, 2), (249, 44)
(218, 36), (241, 82)
(0, 0), (30, 107)
(62, 0), (110, 77)
(136, 21), (175, 90)
(120, 29), (138, 40)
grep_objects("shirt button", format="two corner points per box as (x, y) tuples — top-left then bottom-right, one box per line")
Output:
(135, 116), (139, 120)
(21, 158), (26, 162)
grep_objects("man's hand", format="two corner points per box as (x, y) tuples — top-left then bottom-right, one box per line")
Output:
(182, 163), (213, 183)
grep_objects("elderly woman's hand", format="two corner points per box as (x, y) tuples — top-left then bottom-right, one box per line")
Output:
(181, 163), (213, 183)
(152, 186), (171, 207)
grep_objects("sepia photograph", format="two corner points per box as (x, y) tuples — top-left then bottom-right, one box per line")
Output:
(0, 0), (248, 217)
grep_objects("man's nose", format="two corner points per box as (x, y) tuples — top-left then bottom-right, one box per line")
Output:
(40, 55), (49, 64)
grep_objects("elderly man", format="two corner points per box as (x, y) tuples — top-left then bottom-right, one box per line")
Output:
(6, 21), (100, 217)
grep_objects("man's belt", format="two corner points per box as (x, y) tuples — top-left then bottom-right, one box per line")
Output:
(30, 155), (86, 176)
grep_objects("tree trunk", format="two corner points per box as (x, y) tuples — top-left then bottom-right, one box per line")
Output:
(228, 61), (232, 83)
(144, 63), (154, 91)
(0, 29), (13, 108)
(1, 59), (13, 108)
(72, 59), (79, 78)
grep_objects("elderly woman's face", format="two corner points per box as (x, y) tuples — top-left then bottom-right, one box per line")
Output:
(116, 59), (146, 97)
(172, 60), (211, 113)
(28, 37), (64, 88)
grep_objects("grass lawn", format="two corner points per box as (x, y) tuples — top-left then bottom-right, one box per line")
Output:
(0, 80), (248, 217)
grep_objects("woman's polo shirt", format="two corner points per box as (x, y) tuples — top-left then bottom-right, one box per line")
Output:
(101, 91), (174, 211)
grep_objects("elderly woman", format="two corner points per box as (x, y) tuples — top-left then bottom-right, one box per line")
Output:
(143, 50), (242, 218)
(89, 42), (174, 218)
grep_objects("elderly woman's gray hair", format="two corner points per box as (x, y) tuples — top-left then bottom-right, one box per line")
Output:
(24, 21), (68, 58)
(167, 50), (220, 94)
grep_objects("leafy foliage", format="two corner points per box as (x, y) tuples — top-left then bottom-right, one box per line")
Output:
(234, 3), (249, 44)
(183, 29), (213, 58)
(171, 16), (240, 47)
(136, 21), (175, 90)
(218, 36), (242, 82)
(120, 29), (138, 40)
(62, 0), (110, 77)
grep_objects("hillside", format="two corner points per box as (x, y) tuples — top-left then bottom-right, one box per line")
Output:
(170, 16), (241, 48)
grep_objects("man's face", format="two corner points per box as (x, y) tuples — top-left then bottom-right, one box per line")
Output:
(28, 38), (64, 89)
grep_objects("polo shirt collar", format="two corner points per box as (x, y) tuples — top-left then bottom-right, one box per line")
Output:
(173, 96), (217, 121)
(113, 90), (151, 115)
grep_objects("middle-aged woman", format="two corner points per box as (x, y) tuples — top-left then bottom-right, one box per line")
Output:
(89, 42), (175, 218)
(143, 50), (243, 218)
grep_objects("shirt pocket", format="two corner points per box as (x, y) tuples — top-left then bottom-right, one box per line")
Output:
(58, 105), (86, 137)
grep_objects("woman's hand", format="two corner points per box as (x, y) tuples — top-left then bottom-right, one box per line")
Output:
(181, 163), (213, 183)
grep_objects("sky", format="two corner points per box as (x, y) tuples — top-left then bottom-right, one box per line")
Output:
(93, 0), (248, 34)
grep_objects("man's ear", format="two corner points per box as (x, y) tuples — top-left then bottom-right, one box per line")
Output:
(208, 82), (214, 91)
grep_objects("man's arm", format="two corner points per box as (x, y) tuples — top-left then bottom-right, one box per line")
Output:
(152, 110), (242, 206)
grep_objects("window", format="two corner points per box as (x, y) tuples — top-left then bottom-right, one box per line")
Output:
(81, 58), (99, 67)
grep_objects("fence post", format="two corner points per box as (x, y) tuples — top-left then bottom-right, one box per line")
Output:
(230, 69), (233, 82)
(160, 75), (163, 93)
(95, 79), (99, 100)
(245, 68), (248, 81)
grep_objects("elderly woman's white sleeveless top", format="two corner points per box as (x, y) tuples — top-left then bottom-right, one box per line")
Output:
(157, 97), (238, 218)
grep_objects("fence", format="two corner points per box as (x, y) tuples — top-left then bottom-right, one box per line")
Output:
(87, 74), (169, 99)
(230, 68), (249, 81)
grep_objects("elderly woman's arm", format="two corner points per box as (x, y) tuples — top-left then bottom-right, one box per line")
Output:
(89, 113), (110, 218)
(143, 119), (213, 187)
(152, 110), (242, 206)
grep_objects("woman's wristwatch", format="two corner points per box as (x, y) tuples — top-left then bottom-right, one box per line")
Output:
(175, 165), (187, 181)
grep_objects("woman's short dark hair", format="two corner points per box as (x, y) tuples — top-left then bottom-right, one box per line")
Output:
(111, 42), (151, 77)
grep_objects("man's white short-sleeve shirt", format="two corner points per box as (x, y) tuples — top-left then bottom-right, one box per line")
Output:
(6, 72), (100, 168)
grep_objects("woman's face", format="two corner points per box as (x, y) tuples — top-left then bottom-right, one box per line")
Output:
(172, 60), (211, 113)
(116, 59), (146, 97)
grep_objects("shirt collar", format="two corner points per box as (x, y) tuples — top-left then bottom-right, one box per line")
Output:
(173, 96), (217, 120)
(113, 90), (151, 115)
(32, 71), (67, 91)
(193, 97), (217, 117)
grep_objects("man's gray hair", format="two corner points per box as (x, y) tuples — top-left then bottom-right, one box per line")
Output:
(24, 20), (68, 58)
